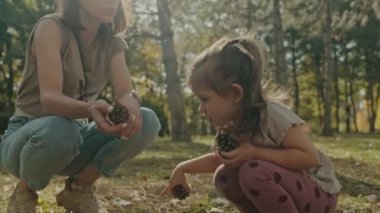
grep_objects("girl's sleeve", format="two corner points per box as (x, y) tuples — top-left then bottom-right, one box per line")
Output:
(265, 102), (305, 145)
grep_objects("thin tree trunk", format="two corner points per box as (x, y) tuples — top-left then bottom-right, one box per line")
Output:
(322, 0), (333, 136)
(201, 119), (207, 136)
(290, 35), (300, 114)
(343, 47), (351, 133)
(366, 82), (377, 132)
(313, 53), (324, 130)
(273, 0), (287, 86)
(246, 0), (253, 31)
(156, 0), (191, 142)
(364, 50), (377, 133)
(349, 76), (359, 132)
(333, 44), (340, 133)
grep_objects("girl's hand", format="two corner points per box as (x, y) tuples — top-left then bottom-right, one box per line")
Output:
(116, 93), (142, 139)
(219, 142), (256, 168)
(159, 165), (190, 198)
(89, 101), (127, 136)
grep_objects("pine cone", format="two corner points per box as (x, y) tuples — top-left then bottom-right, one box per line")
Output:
(215, 131), (238, 152)
(171, 184), (189, 200)
(107, 101), (129, 125)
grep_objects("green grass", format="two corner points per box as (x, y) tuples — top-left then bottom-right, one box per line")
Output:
(0, 134), (379, 212)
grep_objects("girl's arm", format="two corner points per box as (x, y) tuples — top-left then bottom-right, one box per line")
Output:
(177, 153), (223, 174)
(254, 126), (320, 170)
(160, 153), (222, 197)
(222, 126), (320, 171)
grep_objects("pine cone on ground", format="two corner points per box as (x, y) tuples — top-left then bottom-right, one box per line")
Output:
(107, 101), (129, 125)
(215, 130), (239, 152)
(171, 185), (189, 200)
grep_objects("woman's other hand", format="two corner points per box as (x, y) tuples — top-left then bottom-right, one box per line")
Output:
(115, 92), (142, 139)
(89, 101), (127, 136)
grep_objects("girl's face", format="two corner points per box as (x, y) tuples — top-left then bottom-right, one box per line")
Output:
(191, 83), (241, 129)
(80, 0), (121, 23)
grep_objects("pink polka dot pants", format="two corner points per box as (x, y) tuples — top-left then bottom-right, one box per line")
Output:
(213, 160), (338, 213)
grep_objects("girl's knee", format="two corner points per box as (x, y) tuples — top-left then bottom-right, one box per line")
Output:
(239, 160), (277, 188)
(213, 164), (240, 194)
(214, 164), (249, 204)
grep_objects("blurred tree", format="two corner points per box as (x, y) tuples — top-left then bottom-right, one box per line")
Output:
(322, 0), (334, 136)
(273, 0), (287, 86)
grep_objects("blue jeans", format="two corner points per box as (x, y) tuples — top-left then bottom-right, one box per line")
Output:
(0, 107), (160, 190)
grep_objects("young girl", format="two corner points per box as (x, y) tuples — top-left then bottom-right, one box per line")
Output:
(160, 36), (341, 213)
(0, 0), (160, 212)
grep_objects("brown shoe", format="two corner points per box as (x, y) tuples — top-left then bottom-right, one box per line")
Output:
(7, 184), (38, 213)
(56, 178), (99, 213)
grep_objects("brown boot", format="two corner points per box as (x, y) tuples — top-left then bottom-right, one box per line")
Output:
(56, 177), (99, 213)
(7, 184), (38, 213)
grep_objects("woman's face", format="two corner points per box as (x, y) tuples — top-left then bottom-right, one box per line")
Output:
(80, 0), (121, 23)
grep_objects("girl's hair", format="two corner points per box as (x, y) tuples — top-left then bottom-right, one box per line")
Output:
(189, 36), (290, 138)
(60, 0), (131, 37)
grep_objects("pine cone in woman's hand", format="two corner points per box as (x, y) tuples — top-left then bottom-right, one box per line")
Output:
(215, 130), (239, 152)
(171, 184), (189, 200)
(107, 101), (129, 125)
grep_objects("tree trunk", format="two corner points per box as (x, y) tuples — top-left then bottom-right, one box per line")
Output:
(273, 0), (287, 86)
(366, 82), (377, 133)
(343, 47), (351, 133)
(201, 119), (208, 136)
(333, 44), (340, 133)
(322, 0), (333, 136)
(313, 52), (324, 130)
(290, 34), (300, 114)
(348, 74), (359, 133)
(246, 0), (253, 31)
(364, 50), (378, 133)
(156, 0), (191, 142)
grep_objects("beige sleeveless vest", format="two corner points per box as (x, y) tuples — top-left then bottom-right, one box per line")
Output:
(16, 14), (126, 118)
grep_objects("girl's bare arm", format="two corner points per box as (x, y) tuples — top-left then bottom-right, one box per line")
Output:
(176, 153), (223, 174)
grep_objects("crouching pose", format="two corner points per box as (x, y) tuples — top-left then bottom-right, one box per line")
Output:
(161, 36), (340, 213)
(0, 0), (160, 212)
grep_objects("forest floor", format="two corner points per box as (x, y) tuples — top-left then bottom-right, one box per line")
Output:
(0, 134), (379, 212)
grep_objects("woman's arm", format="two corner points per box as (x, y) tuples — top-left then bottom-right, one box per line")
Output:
(222, 126), (320, 171)
(109, 50), (134, 99)
(34, 19), (93, 119)
(34, 19), (125, 135)
(109, 50), (142, 137)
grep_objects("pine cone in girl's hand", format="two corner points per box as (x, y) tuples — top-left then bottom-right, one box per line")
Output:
(171, 184), (189, 200)
(107, 101), (129, 125)
(215, 130), (239, 152)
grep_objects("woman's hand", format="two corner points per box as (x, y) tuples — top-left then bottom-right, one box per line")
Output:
(159, 165), (190, 198)
(115, 92), (142, 139)
(89, 101), (127, 136)
(219, 142), (256, 168)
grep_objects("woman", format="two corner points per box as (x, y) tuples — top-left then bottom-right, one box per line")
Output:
(0, 0), (160, 212)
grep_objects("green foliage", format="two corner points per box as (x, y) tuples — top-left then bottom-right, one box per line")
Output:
(1, 0), (379, 135)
